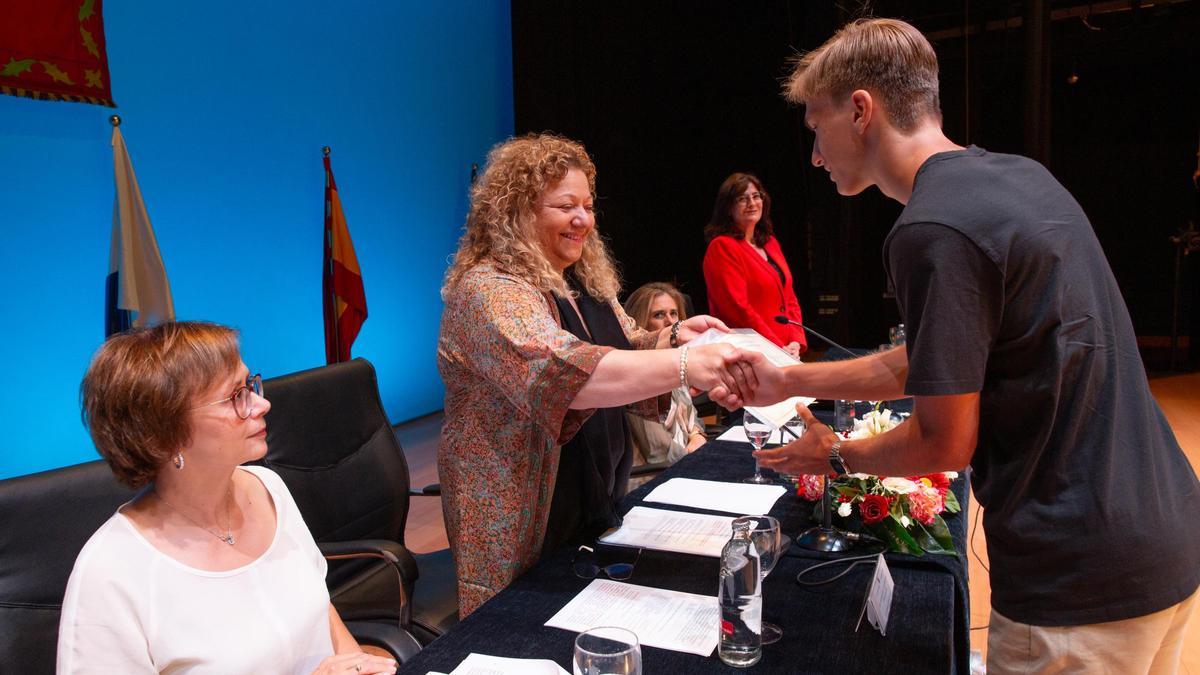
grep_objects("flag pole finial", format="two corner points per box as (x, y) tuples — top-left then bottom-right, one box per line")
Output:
(322, 146), (331, 157)
(109, 115), (121, 127)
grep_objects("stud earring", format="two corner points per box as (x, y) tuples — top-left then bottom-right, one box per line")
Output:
(174, 452), (185, 470)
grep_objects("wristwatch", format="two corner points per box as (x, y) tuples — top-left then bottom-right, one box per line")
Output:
(828, 438), (852, 476)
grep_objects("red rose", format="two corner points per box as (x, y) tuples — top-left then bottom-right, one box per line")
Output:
(859, 494), (892, 524)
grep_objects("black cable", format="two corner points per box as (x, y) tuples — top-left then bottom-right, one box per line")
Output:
(970, 498), (989, 574)
(968, 501), (990, 632)
(794, 552), (884, 586)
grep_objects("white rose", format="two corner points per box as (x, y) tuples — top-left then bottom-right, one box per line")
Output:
(900, 515), (911, 527)
(882, 477), (920, 494)
(837, 502), (852, 518)
(944, 471), (959, 480)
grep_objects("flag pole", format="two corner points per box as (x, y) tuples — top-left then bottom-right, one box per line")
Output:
(323, 145), (342, 362)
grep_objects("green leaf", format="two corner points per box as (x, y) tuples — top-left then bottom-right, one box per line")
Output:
(1, 58), (35, 78)
(912, 517), (959, 557)
(868, 515), (924, 556)
(943, 489), (961, 514)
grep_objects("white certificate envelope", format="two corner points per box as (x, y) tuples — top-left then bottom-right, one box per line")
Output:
(687, 328), (815, 428)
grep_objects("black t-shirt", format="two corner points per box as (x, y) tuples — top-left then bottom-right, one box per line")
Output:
(884, 146), (1200, 626)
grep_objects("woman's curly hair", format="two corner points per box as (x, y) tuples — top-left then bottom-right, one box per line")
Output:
(442, 133), (621, 300)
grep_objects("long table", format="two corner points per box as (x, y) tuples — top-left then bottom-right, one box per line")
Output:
(399, 439), (971, 674)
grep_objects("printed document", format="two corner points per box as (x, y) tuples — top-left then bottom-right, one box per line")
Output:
(545, 579), (719, 657)
(599, 506), (735, 556)
(442, 653), (569, 675)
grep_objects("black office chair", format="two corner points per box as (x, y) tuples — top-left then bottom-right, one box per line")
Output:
(0, 461), (136, 674)
(260, 358), (458, 648)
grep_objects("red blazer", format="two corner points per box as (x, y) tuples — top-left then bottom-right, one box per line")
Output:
(702, 234), (807, 350)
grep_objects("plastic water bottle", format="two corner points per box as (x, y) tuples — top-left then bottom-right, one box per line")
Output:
(718, 519), (762, 668)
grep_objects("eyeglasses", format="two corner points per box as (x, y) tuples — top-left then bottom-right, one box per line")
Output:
(190, 373), (263, 420)
(573, 545), (641, 581)
(734, 192), (765, 206)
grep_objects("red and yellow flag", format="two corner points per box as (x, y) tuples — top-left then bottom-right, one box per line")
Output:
(323, 155), (367, 363)
(0, 0), (115, 107)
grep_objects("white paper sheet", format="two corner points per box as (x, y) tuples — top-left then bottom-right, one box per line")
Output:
(642, 477), (786, 515)
(545, 579), (719, 657)
(446, 653), (569, 675)
(716, 426), (798, 444)
(598, 506), (735, 557)
(689, 328), (815, 428)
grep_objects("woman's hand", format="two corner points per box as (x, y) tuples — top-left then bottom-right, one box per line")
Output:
(685, 344), (756, 399)
(311, 652), (397, 675)
(674, 315), (729, 345)
(685, 432), (707, 454)
(785, 342), (802, 359)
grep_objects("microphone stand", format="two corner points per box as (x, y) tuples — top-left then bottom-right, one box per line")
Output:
(795, 428), (853, 553)
(774, 316), (860, 360)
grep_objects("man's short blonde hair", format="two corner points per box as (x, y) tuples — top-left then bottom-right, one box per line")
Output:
(784, 18), (941, 132)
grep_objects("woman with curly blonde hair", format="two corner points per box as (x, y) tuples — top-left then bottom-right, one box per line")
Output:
(438, 133), (750, 615)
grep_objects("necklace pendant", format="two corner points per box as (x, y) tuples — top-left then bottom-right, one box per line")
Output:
(223, 534), (236, 546)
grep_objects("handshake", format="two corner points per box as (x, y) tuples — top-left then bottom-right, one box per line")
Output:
(681, 344), (789, 410)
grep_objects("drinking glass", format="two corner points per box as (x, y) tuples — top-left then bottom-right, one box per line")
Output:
(741, 516), (784, 644)
(833, 399), (857, 435)
(742, 410), (773, 484)
(574, 626), (641, 675)
(777, 415), (806, 487)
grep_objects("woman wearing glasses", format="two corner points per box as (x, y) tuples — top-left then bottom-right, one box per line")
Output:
(58, 322), (396, 675)
(702, 173), (807, 358)
(439, 134), (753, 617)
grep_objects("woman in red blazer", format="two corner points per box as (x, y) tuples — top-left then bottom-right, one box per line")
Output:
(702, 173), (807, 357)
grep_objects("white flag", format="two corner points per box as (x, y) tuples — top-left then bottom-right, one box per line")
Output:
(106, 126), (174, 335)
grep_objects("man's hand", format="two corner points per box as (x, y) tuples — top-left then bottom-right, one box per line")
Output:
(752, 404), (838, 475)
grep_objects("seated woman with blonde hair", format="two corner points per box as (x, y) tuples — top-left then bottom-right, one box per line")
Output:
(622, 282), (707, 466)
(58, 321), (396, 675)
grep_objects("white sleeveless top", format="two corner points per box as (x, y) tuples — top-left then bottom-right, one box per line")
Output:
(57, 466), (334, 674)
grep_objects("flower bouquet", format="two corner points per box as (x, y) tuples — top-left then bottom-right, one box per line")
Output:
(794, 408), (961, 556)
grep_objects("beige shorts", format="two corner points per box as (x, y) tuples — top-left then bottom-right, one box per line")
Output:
(987, 588), (1198, 675)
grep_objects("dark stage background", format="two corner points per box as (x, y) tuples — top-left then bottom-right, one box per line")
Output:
(511, 0), (1200, 362)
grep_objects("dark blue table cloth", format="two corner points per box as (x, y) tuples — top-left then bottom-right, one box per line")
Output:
(399, 439), (970, 674)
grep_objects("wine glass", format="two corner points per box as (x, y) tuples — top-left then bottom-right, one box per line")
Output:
(777, 414), (806, 485)
(742, 410), (773, 484)
(574, 626), (641, 675)
(745, 516), (784, 644)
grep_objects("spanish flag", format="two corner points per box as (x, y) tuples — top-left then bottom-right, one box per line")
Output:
(106, 122), (174, 337)
(322, 154), (367, 363)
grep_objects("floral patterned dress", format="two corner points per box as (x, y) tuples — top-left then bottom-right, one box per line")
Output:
(437, 263), (662, 616)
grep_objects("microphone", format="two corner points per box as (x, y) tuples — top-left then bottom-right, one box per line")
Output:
(774, 316), (860, 359)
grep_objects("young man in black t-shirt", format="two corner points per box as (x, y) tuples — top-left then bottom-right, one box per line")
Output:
(711, 17), (1200, 674)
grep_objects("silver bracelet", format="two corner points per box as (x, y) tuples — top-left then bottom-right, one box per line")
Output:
(678, 346), (689, 389)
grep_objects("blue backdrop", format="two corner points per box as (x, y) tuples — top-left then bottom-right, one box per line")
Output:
(0, 2), (514, 479)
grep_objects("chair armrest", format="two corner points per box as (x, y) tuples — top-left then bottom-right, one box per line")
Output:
(343, 620), (423, 664)
(704, 425), (729, 440)
(629, 461), (671, 478)
(319, 539), (419, 583)
(319, 539), (418, 629)
(408, 483), (441, 497)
